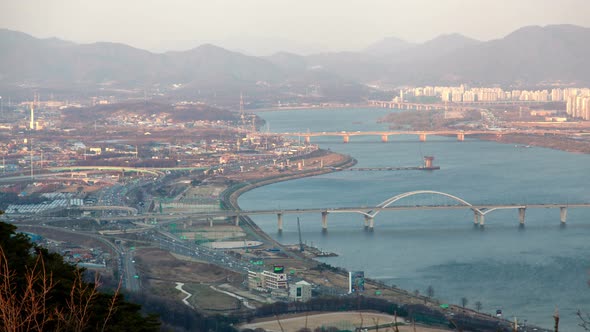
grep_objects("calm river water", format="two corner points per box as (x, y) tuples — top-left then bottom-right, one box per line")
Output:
(239, 107), (590, 330)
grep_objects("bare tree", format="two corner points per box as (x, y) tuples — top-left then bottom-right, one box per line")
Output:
(553, 306), (559, 332)
(461, 297), (468, 308)
(577, 310), (590, 331)
(578, 271), (590, 330)
(426, 285), (434, 298)
(393, 311), (400, 332)
(475, 301), (482, 312)
(0, 247), (119, 332)
(371, 317), (380, 332)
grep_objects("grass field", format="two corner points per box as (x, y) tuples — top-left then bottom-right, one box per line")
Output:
(182, 283), (241, 313)
(242, 311), (450, 332)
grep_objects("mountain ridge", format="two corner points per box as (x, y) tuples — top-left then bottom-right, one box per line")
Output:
(1, 24), (589, 102)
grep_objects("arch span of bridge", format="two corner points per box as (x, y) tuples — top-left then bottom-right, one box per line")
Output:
(330, 190), (527, 229)
(372, 190), (473, 217)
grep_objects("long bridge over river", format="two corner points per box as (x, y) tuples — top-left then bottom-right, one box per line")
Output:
(281, 129), (589, 144)
(89, 191), (590, 232)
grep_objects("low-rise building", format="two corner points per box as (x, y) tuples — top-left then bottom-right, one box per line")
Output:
(248, 268), (288, 292)
(289, 280), (312, 302)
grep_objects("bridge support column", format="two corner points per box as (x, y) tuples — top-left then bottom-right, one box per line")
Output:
(277, 213), (283, 232)
(321, 212), (328, 231)
(518, 208), (526, 225)
(474, 211), (484, 226)
(560, 207), (568, 224)
(457, 133), (465, 141)
(419, 133), (427, 142)
(381, 135), (388, 143)
(343, 135), (349, 144)
(304, 136), (311, 144)
(209, 218), (213, 228)
(234, 215), (240, 226)
(364, 215), (374, 230)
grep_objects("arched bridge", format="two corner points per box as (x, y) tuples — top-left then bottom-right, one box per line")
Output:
(106, 191), (589, 232)
(328, 190), (531, 229)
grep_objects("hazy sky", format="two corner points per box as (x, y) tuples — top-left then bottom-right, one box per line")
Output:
(1, 0), (588, 55)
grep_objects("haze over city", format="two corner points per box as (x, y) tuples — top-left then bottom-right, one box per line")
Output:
(1, 0), (589, 54)
(1, 1), (590, 332)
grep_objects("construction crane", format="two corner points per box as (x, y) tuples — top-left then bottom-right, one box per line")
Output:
(297, 217), (304, 252)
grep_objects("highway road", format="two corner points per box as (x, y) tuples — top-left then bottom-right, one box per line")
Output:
(120, 245), (140, 292)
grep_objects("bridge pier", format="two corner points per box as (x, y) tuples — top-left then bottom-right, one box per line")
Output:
(321, 211), (328, 231)
(518, 207), (526, 225)
(343, 135), (349, 144)
(419, 133), (427, 142)
(304, 136), (311, 144)
(277, 213), (283, 232)
(209, 217), (213, 228)
(233, 215), (240, 226)
(364, 215), (374, 230)
(457, 133), (465, 141)
(560, 207), (567, 224)
(381, 135), (388, 143)
(473, 211), (484, 226)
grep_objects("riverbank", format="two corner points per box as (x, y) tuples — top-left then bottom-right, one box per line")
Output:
(219, 149), (356, 247)
(478, 133), (590, 154)
(218, 150), (532, 331)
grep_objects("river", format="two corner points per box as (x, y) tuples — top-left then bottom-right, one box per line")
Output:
(239, 107), (590, 330)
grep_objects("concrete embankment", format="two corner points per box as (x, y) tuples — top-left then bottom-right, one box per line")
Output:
(219, 152), (356, 246)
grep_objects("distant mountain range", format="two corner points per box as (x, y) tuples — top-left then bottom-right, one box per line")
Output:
(1, 24), (589, 104)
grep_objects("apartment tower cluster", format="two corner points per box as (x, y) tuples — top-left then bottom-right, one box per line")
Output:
(566, 89), (590, 120)
(407, 85), (589, 103)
